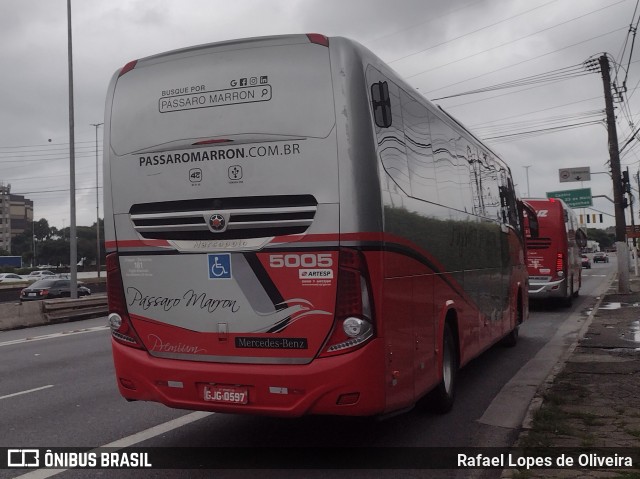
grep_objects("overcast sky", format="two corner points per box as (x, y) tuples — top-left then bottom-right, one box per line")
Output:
(0, 0), (638, 230)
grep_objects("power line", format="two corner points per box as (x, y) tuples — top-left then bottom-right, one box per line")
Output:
(473, 110), (605, 137)
(430, 63), (590, 101)
(0, 153), (102, 164)
(13, 186), (102, 195)
(482, 120), (603, 143)
(621, 0), (640, 90)
(366, 0), (486, 46)
(0, 139), (98, 150)
(387, 0), (559, 65)
(468, 96), (602, 128)
(408, 1), (628, 84)
(423, 25), (628, 97)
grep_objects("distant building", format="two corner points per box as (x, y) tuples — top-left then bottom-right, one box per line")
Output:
(0, 183), (34, 253)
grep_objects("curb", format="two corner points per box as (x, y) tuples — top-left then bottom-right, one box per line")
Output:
(520, 270), (616, 430)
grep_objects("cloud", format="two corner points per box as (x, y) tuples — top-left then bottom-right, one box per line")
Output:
(0, 0), (636, 230)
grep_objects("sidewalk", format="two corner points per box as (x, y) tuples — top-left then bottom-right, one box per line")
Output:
(503, 275), (640, 478)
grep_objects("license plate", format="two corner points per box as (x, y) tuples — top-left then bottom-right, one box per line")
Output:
(203, 385), (248, 404)
(28, 293), (37, 297)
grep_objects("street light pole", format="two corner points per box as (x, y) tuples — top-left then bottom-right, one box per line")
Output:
(67, 0), (78, 298)
(32, 220), (35, 268)
(523, 165), (531, 197)
(91, 122), (103, 278)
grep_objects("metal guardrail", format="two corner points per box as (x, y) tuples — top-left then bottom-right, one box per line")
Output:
(42, 294), (108, 321)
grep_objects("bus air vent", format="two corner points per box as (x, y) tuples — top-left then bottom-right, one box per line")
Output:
(525, 237), (552, 250)
(129, 195), (317, 241)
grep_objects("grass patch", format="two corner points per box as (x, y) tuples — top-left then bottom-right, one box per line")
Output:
(580, 433), (596, 448)
(531, 403), (573, 435)
(520, 403), (575, 448)
(625, 428), (640, 438)
(567, 411), (604, 427)
(510, 471), (532, 479)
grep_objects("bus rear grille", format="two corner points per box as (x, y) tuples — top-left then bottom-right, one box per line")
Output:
(526, 237), (552, 249)
(130, 195), (317, 241)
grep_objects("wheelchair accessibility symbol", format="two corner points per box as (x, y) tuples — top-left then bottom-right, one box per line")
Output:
(208, 254), (232, 279)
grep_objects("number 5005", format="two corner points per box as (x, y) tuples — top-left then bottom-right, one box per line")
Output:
(269, 253), (333, 268)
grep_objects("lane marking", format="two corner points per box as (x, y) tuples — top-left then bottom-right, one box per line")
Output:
(0, 385), (54, 400)
(0, 326), (108, 348)
(13, 411), (213, 478)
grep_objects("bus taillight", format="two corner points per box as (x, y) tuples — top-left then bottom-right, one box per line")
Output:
(106, 253), (145, 350)
(118, 60), (138, 77)
(306, 33), (329, 47)
(556, 252), (564, 276)
(320, 248), (375, 357)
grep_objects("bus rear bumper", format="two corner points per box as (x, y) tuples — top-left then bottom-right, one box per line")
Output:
(111, 338), (386, 417)
(528, 278), (566, 299)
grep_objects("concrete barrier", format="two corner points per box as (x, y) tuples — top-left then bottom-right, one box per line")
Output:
(0, 294), (107, 331)
(0, 301), (45, 330)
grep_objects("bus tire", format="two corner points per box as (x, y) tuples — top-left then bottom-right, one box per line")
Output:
(501, 297), (522, 347)
(562, 280), (574, 307)
(502, 324), (519, 347)
(426, 323), (458, 414)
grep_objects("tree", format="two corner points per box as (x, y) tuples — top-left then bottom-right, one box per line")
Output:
(587, 228), (615, 250)
(10, 217), (106, 269)
(33, 218), (53, 241)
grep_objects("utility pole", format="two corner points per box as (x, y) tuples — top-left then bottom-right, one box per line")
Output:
(627, 167), (636, 248)
(599, 54), (630, 292)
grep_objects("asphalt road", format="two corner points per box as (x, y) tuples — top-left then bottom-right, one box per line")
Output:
(0, 260), (615, 479)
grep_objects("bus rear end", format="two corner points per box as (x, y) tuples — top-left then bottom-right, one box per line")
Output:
(104, 35), (383, 416)
(524, 198), (574, 302)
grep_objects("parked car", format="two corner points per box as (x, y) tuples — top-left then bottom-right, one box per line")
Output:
(20, 279), (91, 302)
(581, 254), (591, 269)
(25, 270), (55, 280)
(593, 252), (609, 263)
(0, 273), (25, 283)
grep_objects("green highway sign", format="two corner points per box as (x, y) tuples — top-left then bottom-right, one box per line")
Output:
(546, 187), (593, 208)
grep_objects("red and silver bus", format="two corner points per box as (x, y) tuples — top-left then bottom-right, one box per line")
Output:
(104, 34), (536, 417)
(523, 198), (585, 306)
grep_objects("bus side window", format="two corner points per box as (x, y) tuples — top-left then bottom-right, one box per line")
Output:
(371, 81), (392, 128)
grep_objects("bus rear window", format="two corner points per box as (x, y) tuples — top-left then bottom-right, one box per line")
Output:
(109, 42), (336, 156)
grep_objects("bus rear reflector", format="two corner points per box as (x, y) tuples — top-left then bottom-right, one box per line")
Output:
(192, 139), (232, 145)
(307, 33), (329, 47)
(336, 392), (360, 405)
(320, 248), (374, 357)
(106, 253), (145, 349)
(119, 378), (137, 390)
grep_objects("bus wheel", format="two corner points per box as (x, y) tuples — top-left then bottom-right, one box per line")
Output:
(562, 281), (574, 307)
(502, 299), (522, 347)
(502, 324), (519, 347)
(424, 323), (458, 413)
